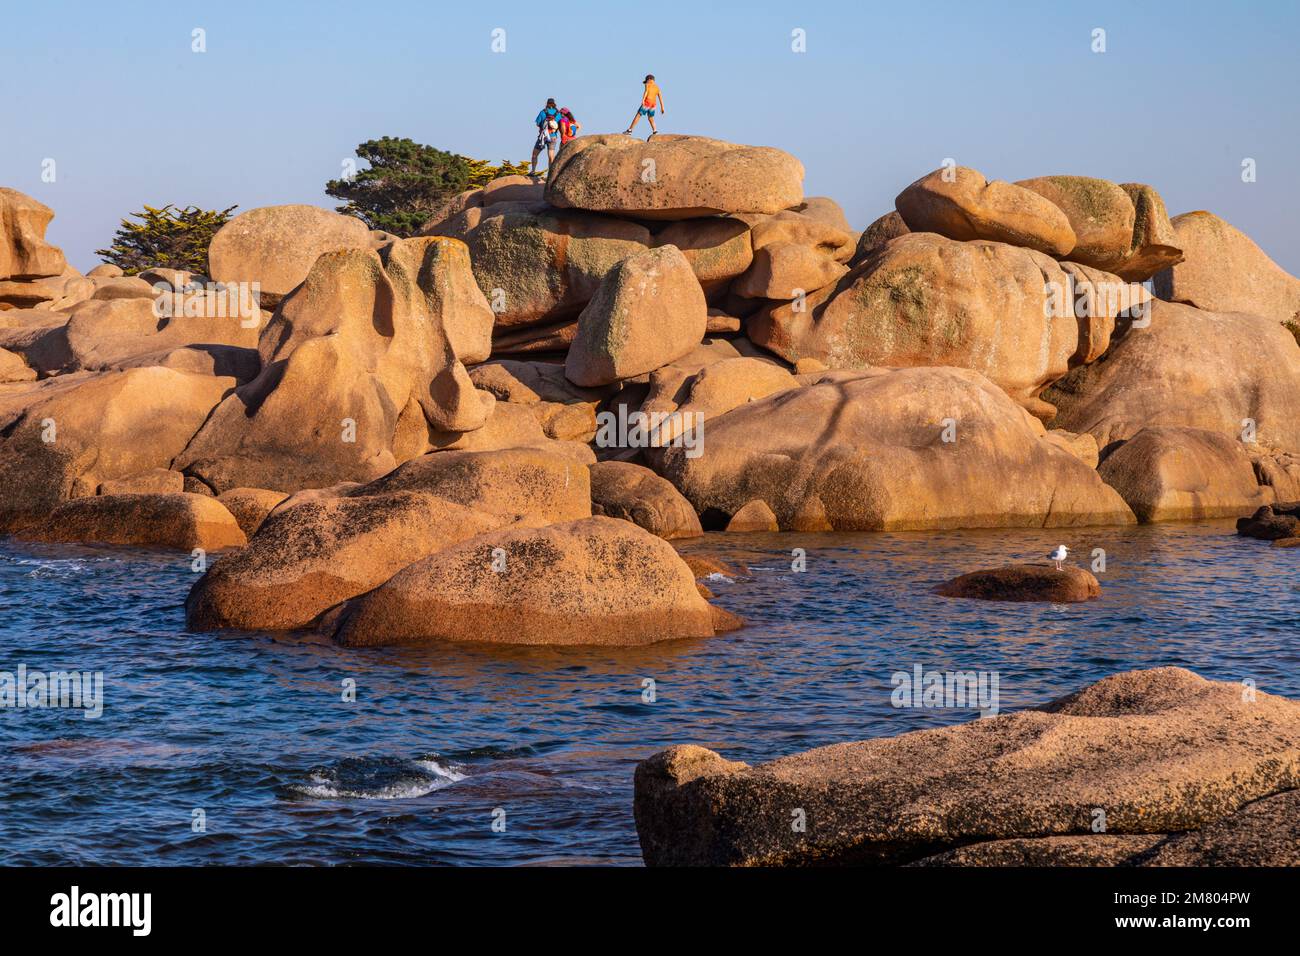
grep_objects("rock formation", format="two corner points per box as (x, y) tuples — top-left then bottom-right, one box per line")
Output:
(332, 516), (723, 647)
(634, 668), (1300, 865)
(175, 236), (494, 493)
(657, 366), (1135, 531)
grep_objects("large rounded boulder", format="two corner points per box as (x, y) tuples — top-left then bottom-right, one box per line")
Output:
(426, 201), (651, 350)
(1153, 210), (1300, 326)
(1014, 176), (1136, 272)
(657, 366), (1135, 532)
(589, 461), (702, 540)
(332, 516), (723, 647)
(185, 446), (592, 632)
(1048, 300), (1300, 452)
(0, 367), (236, 532)
(894, 166), (1076, 256)
(565, 245), (707, 387)
(1097, 426), (1271, 522)
(748, 233), (1145, 420)
(207, 204), (372, 307)
(546, 134), (804, 220)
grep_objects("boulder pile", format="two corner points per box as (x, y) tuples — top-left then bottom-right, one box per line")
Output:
(3, 133), (1298, 643)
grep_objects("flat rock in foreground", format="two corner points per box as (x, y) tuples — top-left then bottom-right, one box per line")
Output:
(633, 668), (1300, 865)
(911, 790), (1300, 866)
(935, 564), (1100, 602)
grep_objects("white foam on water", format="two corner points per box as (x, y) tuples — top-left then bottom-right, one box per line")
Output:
(289, 757), (466, 801)
(412, 758), (468, 783)
(5, 555), (118, 579)
(704, 572), (735, 584)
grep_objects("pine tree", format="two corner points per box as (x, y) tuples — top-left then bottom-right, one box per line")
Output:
(325, 137), (529, 237)
(96, 204), (237, 275)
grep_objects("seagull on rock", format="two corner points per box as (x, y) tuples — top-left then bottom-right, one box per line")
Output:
(1048, 545), (1069, 570)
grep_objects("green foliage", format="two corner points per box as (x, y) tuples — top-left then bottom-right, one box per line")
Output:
(325, 137), (529, 237)
(96, 204), (236, 276)
(466, 157), (531, 189)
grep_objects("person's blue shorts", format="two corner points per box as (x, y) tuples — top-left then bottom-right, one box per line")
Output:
(637, 105), (656, 117)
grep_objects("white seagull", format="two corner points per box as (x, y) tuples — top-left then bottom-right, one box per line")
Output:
(1048, 545), (1069, 570)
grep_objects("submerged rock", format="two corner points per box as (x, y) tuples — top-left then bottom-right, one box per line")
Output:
(935, 564), (1100, 602)
(679, 554), (743, 580)
(633, 668), (1300, 865)
(1236, 505), (1299, 541)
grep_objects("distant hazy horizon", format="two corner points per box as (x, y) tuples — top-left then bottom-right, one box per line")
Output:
(4, 0), (1297, 274)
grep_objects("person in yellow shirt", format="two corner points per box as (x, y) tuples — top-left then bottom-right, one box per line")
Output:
(623, 74), (665, 138)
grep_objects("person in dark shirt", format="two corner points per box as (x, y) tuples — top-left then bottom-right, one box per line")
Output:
(530, 98), (562, 177)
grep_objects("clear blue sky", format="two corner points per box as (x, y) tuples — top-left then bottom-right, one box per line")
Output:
(3, 0), (1297, 274)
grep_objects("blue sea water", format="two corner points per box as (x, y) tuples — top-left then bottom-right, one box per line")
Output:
(0, 520), (1295, 865)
